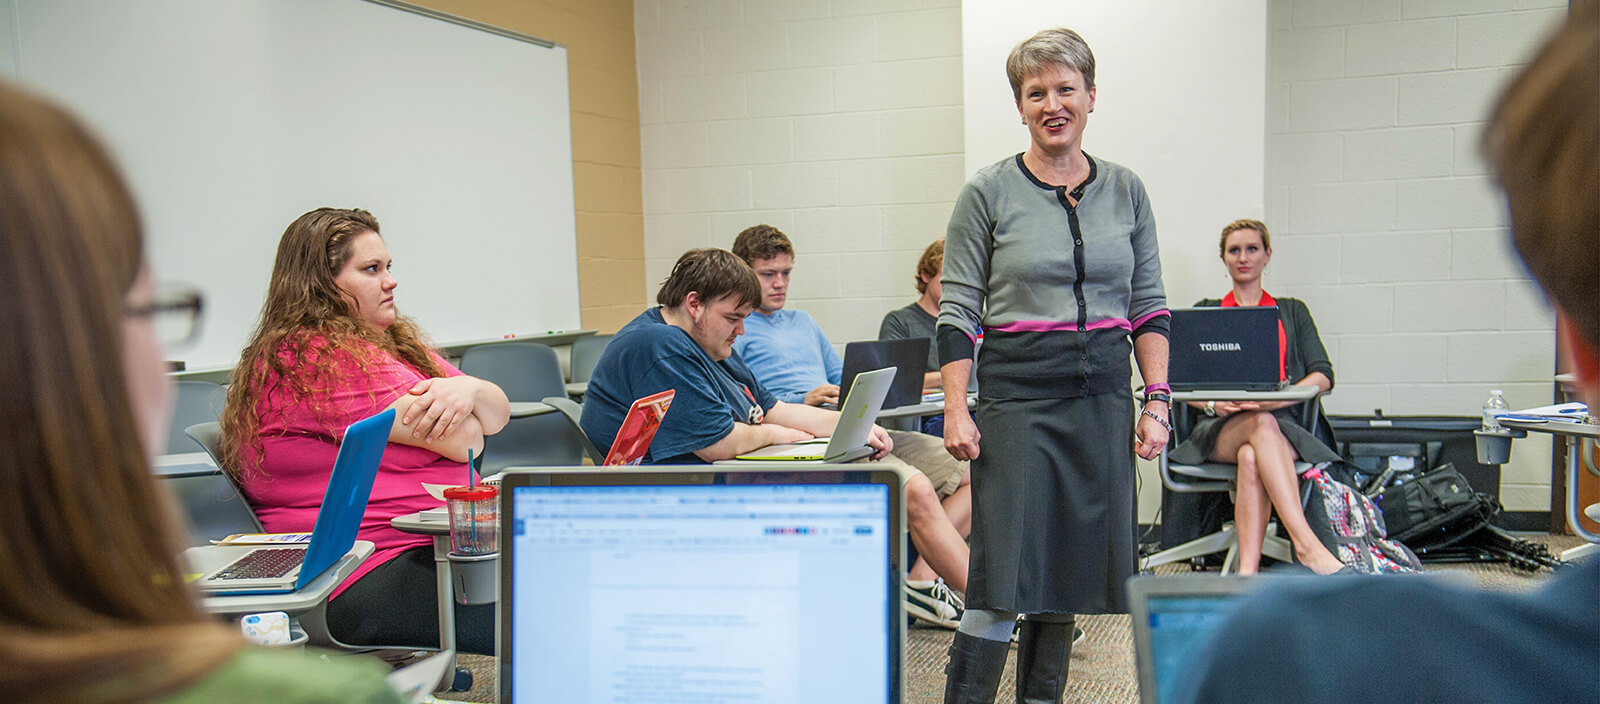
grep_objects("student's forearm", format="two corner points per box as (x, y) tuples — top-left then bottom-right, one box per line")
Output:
(694, 423), (780, 462)
(469, 377), (511, 434)
(922, 371), (941, 390)
(389, 394), (486, 462)
(764, 401), (841, 437)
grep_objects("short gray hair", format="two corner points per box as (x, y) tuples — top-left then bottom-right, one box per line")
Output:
(1006, 28), (1096, 100)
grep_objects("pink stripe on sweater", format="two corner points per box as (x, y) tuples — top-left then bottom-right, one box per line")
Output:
(1131, 309), (1171, 329)
(987, 318), (1132, 333)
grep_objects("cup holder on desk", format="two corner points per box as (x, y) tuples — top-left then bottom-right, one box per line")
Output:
(446, 552), (498, 605)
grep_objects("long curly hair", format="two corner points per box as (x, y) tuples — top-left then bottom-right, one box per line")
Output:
(220, 207), (446, 478)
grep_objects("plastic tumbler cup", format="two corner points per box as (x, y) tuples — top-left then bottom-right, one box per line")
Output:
(443, 484), (499, 555)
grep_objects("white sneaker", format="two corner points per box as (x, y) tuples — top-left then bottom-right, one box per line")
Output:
(904, 578), (965, 629)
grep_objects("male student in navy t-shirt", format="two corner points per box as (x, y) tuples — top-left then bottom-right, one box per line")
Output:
(580, 247), (889, 465)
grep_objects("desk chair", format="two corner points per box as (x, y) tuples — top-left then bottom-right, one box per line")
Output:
(166, 380), (224, 454)
(1142, 392), (1323, 574)
(460, 342), (589, 472)
(568, 333), (613, 385)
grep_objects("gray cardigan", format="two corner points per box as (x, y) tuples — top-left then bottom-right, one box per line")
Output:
(937, 153), (1169, 398)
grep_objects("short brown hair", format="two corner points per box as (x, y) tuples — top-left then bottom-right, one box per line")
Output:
(1218, 218), (1271, 257)
(1485, 0), (1599, 351)
(915, 239), (945, 294)
(656, 248), (762, 310)
(731, 224), (794, 265)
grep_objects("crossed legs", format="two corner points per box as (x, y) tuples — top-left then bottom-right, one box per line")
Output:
(1208, 411), (1344, 575)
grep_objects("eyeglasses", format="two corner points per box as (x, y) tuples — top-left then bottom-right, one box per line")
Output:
(126, 285), (205, 348)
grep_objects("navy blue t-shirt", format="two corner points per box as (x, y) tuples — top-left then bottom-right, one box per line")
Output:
(580, 308), (778, 465)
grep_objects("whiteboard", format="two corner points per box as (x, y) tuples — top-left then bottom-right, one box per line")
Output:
(2, 0), (579, 369)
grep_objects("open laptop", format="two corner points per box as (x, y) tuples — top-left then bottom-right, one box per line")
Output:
(1169, 307), (1283, 392)
(731, 366), (895, 462)
(1127, 574), (1257, 704)
(186, 408), (392, 594)
(497, 467), (905, 704)
(840, 338), (930, 410)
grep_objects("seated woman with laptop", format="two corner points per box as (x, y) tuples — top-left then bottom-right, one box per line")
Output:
(0, 82), (400, 701)
(1166, 219), (1347, 576)
(220, 207), (510, 654)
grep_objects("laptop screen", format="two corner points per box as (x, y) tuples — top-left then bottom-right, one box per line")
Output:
(501, 469), (901, 704)
(1142, 593), (1244, 703)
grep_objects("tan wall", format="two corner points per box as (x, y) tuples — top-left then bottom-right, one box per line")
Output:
(411, 0), (646, 333)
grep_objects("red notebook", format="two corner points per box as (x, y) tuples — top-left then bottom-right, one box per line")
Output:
(603, 390), (675, 466)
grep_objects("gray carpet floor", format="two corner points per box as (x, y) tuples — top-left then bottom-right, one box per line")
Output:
(441, 534), (1584, 703)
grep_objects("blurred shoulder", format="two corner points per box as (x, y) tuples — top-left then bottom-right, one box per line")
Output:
(161, 648), (401, 704)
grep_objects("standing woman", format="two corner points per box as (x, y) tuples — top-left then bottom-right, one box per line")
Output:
(221, 208), (510, 654)
(1166, 219), (1346, 576)
(0, 82), (400, 702)
(937, 28), (1171, 703)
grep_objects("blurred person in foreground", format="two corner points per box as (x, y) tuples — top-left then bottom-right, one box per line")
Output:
(1173, 4), (1599, 702)
(0, 81), (401, 702)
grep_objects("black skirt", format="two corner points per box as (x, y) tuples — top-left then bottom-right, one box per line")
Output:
(1167, 406), (1341, 467)
(966, 392), (1137, 615)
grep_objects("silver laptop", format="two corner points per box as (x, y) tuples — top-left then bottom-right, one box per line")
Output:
(731, 366), (895, 462)
(186, 408), (391, 594)
(497, 466), (905, 703)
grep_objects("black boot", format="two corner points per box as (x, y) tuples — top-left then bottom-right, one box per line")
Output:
(944, 631), (1011, 704)
(1013, 618), (1074, 704)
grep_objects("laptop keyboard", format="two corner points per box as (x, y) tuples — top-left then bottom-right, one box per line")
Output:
(214, 547), (306, 580)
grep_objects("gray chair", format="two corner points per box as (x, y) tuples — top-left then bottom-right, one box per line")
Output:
(460, 342), (589, 472)
(170, 422), (263, 546)
(166, 380), (225, 454)
(1141, 397), (1321, 574)
(569, 333), (613, 384)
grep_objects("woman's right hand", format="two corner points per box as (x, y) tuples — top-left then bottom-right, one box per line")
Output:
(944, 410), (981, 461)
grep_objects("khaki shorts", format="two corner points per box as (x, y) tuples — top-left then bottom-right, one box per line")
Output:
(872, 429), (967, 498)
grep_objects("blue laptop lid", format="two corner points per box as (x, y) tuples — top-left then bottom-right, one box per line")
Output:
(294, 408), (393, 589)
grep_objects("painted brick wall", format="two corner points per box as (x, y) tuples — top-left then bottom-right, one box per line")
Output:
(1263, 0), (1568, 510)
(635, 0), (964, 345)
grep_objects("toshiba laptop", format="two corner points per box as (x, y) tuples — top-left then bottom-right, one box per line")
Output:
(186, 408), (392, 594)
(731, 366), (895, 462)
(1168, 307), (1283, 392)
(497, 467), (905, 704)
(840, 338), (930, 410)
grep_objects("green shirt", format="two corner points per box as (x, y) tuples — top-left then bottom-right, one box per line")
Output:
(160, 648), (402, 704)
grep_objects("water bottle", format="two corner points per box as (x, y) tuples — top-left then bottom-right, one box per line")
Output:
(1482, 389), (1509, 432)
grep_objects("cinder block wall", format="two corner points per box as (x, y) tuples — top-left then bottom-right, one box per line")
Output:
(635, 0), (965, 344)
(1262, 0), (1568, 510)
(415, 0), (647, 333)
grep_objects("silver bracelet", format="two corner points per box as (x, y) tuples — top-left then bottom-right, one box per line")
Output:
(1141, 408), (1172, 433)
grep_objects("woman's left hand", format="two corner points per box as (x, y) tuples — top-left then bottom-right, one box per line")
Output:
(1134, 406), (1169, 461)
(404, 376), (479, 443)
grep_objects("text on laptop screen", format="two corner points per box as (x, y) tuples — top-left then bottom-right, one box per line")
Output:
(1147, 594), (1244, 703)
(509, 483), (893, 704)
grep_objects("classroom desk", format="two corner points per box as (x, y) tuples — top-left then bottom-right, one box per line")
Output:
(153, 451), (221, 478)
(1171, 385), (1323, 428)
(1498, 417), (1600, 561)
(509, 401), (557, 418)
(390, 511), (477, 687)
(190, 540), (374, 619)
(876, 392), (977, 431)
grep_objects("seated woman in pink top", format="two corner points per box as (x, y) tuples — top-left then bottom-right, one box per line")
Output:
(220, 207), (510, 654)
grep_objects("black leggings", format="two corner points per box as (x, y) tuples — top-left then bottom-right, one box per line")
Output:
(326, 546), (496, 655)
